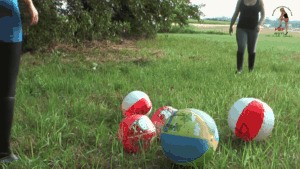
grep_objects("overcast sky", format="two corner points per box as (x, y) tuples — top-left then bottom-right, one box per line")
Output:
(190, 0), (300, 21)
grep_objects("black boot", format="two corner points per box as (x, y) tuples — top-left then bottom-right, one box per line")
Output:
(236, 51), (244, 74)
(248, 53), (256, 72)
(0, 97), (18, 163)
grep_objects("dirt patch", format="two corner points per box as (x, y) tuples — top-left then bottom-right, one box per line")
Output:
(48, 40), (139, 54)
(282, 54), (300, 62)
(45, 40), (165, 64)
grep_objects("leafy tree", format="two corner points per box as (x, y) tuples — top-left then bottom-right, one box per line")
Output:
(20, 0), (204, 51)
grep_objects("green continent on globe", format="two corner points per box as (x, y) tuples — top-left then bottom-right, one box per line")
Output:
(163, 109), (213, 140)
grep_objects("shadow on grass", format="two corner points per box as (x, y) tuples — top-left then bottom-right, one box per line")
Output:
(266, 34), (293, 38)
(220, 131), (268, 155)
(132, 57), (152, 66)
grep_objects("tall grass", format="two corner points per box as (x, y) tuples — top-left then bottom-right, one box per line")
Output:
(1, 27), (299, 169)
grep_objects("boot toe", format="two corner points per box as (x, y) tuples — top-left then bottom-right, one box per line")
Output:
(0, 153), (19, 163)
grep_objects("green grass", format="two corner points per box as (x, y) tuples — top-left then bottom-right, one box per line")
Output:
(1, 26), (300, 169)
(203, 19), (231, 25)
(188, 19), (201, 24)
(188, 19), (231, 25)
(169, 25), (227, 35)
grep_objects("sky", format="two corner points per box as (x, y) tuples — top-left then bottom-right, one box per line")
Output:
(190, 0), (300, 21)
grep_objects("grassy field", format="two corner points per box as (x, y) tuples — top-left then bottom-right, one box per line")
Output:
(1, 25), (300, 169)
(189, 19), (231, 25)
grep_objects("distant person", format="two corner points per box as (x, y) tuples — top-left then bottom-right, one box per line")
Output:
(229, 0), (265, 73)
(277, 8), (289, 35)
(0, 0), (38, 163)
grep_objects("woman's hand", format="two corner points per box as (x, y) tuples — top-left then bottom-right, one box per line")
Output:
(229, 26), (233, 35)
(24, 0), (38, 25)
(28, 3), (38, 25)
(256, 25), (261, 32)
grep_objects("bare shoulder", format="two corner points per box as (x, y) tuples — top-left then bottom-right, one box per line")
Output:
(259, 0), (265, 11)
(259, 0), (264, 6)
(235, 0), (242, 8)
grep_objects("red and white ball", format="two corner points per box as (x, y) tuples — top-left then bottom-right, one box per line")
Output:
(228, 98), (275, 141)
(151, 106), (178, 136)
(118, 114), (157, 153)
(121, 91), (152, 117)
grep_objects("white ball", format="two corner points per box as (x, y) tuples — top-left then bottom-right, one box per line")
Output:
(121, 91), (152, 117)
(228, 98), (275, 141)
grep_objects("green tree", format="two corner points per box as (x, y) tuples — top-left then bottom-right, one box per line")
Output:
(20, 0), (204, 51)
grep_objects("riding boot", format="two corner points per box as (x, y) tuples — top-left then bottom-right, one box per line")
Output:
(236, 51), (244, 73)
(248, 53), (256, 72)
(0, 97), (18, 163)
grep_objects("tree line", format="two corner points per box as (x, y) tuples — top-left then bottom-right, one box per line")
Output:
(19, 0), (204, 51)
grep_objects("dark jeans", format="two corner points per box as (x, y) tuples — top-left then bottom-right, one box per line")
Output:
(236, 27), (259, 54)
(236, 28), (259, 71)
(0, 41), (21, 155)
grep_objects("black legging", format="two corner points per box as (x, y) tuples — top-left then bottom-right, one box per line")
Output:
(236, 28), (259, 71)
(0, 41), (21, 155)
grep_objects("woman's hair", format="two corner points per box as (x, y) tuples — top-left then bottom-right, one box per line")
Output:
(280, 8), (286, 13)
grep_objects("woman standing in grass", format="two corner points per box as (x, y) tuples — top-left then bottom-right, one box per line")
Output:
(229, 0), (265, 73)
(0, 0), (38, 163)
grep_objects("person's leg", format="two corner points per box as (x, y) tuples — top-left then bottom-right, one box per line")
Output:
(247, 29), (259, 72)
(285, 20), (289, 34)
(236, 28), (247, 73)
(278, 18), (282, 28)
(0, 41), (22, 163)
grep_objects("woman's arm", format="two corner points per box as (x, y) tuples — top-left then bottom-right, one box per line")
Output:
(23, 0), (38, 25)
(230, 0), (241, 27)
(23, 0), (33, 6)
(258, 0), (265, 26)
(229, 0), (241, 35)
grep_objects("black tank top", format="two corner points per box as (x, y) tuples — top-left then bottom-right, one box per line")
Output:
(237, 0), (260, 30)
(284, 13), (288, 18)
